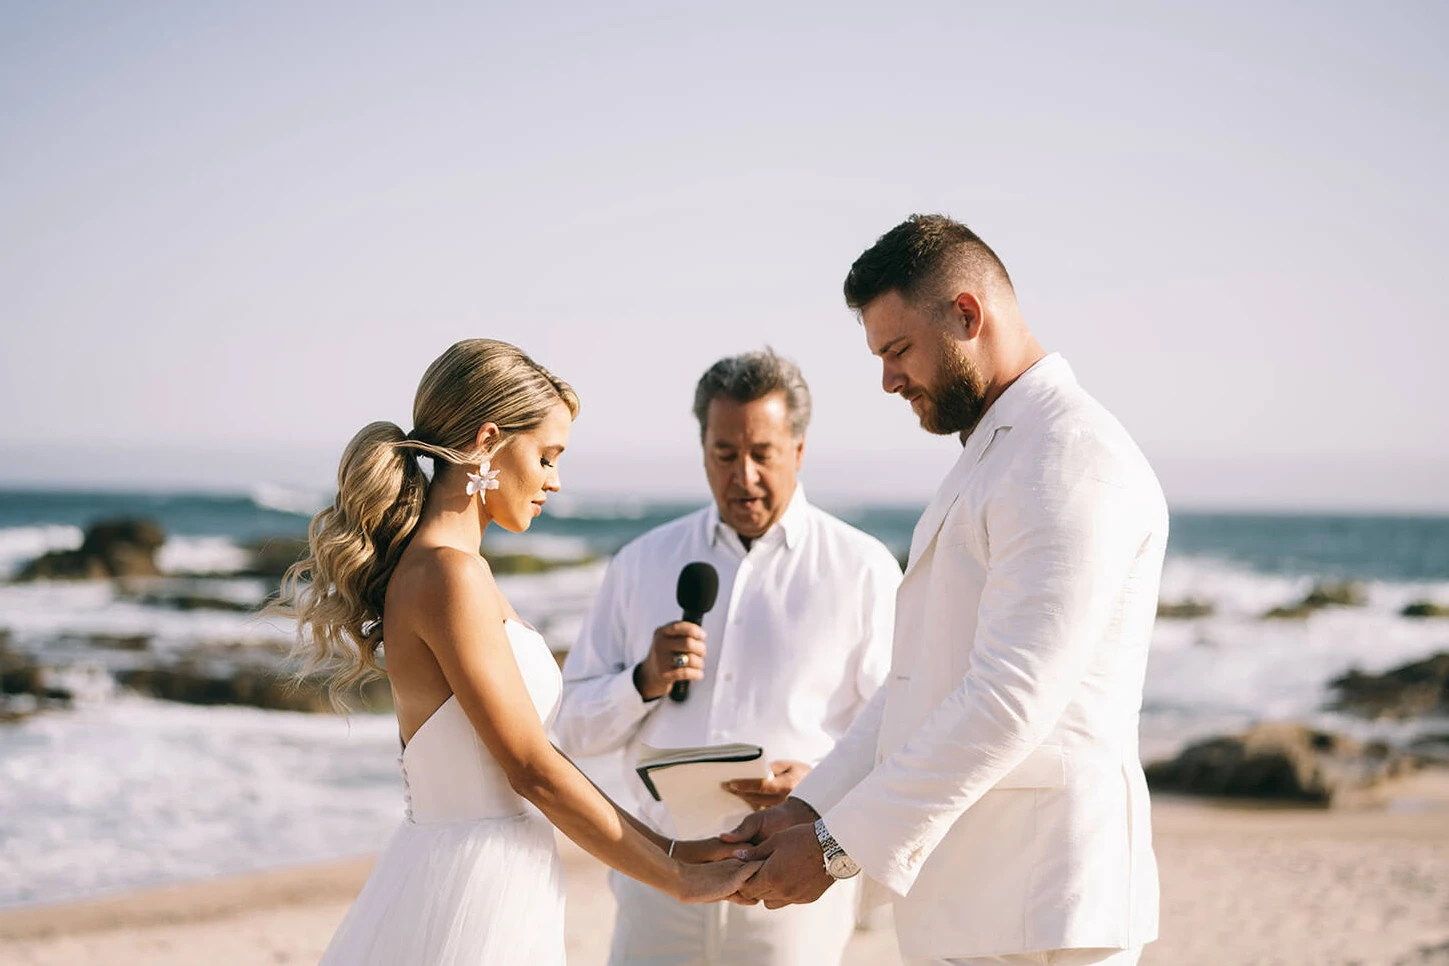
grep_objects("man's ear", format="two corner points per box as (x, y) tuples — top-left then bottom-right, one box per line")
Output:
(793, 435), (805, 471)
(951, 292), (984, 340)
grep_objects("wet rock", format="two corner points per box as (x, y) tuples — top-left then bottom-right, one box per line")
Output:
(1303, 581), (1367, 607)
(1329, 652), (1449, 720)
(0, 643), (81, 709)
(129, 592), (257, 613)
(239, 536), (595, 583)
(116, 576), (267, 614)
(0, 643), (45, 696)
(1402, 601), (1449, 619)
(1408, 733), (1449, 765)
(484, 552), (598, 575)
(116, 642), (392, 713)
(1144, 722), (1418, 804)
(1262, 602), (1316, 620)
(83, 633), (152, 651)
(1262, 580), (1367, 620)
(241, 536), (311, 581)
(3, 632), (388, 716)
(15, 518), (166, 581)
(15, 553), (110, 581)
(1157, 599), (1214, 619)
(116, 664), (323, 711)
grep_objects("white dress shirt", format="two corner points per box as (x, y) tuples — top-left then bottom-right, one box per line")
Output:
(554, 486), (901, 836)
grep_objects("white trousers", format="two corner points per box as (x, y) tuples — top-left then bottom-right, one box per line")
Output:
(606, 868), (858, 966)
(911, 947), (1143, 966)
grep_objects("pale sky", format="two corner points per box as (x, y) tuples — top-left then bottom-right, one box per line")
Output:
(2, 1), (1446, 509)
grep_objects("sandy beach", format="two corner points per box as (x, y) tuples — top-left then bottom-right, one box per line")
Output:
(4, 771), (1447, 966)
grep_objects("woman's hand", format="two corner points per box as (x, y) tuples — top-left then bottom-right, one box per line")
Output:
(673, 857), (761, 904)
(670, 836), (741, 864)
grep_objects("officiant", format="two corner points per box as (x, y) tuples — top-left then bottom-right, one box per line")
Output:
(554, 349), (901, 966)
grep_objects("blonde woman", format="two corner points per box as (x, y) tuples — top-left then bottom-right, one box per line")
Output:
(278, 340), (754, 965)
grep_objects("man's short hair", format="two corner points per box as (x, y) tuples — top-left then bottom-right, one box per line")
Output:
(843, 214), (1013, 312)
(692, 348), (812, 441)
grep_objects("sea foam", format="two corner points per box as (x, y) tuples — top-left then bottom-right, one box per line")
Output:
(0, 696), (401, 908)
(157, 536), (253, 575)
(0, 525), (83, 579)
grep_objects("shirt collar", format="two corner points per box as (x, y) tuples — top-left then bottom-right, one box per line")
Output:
(960, 352), (1074, 454)
(705, 484), (810, 552)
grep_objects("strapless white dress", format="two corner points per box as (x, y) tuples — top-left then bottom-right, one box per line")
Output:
(319, 620), (566, 965)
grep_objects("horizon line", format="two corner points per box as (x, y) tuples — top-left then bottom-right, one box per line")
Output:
(0, 480), (1446, 519)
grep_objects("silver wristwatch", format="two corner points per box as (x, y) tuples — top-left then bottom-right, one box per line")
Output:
(813, 818), (860, 879)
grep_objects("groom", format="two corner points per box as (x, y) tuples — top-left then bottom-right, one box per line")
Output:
(720, 215), (1167, 965)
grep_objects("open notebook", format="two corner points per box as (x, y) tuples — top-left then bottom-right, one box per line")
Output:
(635, 742), (771, 839)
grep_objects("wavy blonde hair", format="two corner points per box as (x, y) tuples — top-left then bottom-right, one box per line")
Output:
(273, 339), (579, 702)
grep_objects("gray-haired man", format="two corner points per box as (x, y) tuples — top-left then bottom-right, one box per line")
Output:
(555, 349), (902, 965)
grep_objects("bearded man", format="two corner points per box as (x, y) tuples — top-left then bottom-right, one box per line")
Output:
(724, 215), (1167, 966)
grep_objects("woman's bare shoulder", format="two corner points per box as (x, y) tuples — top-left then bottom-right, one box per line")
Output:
(389, 544), (499, 614)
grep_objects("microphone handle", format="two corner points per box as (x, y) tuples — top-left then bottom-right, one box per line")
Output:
(668, 609), (707, 703)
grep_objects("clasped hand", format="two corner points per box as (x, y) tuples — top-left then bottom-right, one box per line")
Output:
(673, 798), (835, 909)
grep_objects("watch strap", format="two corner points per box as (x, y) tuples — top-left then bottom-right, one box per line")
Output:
(813, 818), (860, 879)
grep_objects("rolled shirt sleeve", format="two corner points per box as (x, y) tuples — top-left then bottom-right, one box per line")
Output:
(794, 545), (899, 815)
(855, 546), (901, 702)
(553, 552), (661, 757)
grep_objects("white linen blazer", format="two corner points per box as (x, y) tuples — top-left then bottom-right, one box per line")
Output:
(793, 354), (1166, 960)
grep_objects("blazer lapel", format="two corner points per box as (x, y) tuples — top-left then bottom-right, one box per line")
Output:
(903, 418), (1009, 579)
(903, 447), (973, 579)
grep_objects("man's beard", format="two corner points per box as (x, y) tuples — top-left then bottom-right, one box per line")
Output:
(917, 342), (989, 436)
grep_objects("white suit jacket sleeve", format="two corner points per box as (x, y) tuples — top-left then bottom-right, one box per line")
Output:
(553, 553), (660, 757)
(822, 437), (1151, 897)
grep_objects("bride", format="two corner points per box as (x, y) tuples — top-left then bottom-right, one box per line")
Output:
(276, 339), (754, 964)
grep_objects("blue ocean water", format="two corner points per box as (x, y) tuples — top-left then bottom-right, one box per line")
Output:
(2, 486), (1446, 580)
(1166, 512), (1449, 583)
(0, 489), (311, 544)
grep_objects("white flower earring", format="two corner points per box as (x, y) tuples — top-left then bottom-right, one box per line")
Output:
(466, 460), (501, 502)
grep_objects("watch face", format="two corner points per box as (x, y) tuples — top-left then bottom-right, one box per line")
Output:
(827, 853), (860, 879)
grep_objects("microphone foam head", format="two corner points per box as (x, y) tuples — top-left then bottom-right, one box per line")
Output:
(676, 561), (720, 615)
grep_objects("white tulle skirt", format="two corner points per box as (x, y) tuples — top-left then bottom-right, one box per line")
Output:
(319, 811), (566, 966)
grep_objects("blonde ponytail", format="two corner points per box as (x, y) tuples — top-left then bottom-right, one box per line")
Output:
(273, 340), (578, 704)
(275, 421), (427, 698)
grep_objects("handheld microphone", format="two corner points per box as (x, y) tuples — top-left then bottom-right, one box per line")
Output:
(670, 561), (719, 703)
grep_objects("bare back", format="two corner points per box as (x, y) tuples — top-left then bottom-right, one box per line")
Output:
(383, 540), (523, 745)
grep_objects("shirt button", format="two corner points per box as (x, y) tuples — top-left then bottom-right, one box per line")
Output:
(723, 673), (734, 682)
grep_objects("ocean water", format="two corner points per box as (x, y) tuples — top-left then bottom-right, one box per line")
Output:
(0, 487), (1446, 908)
